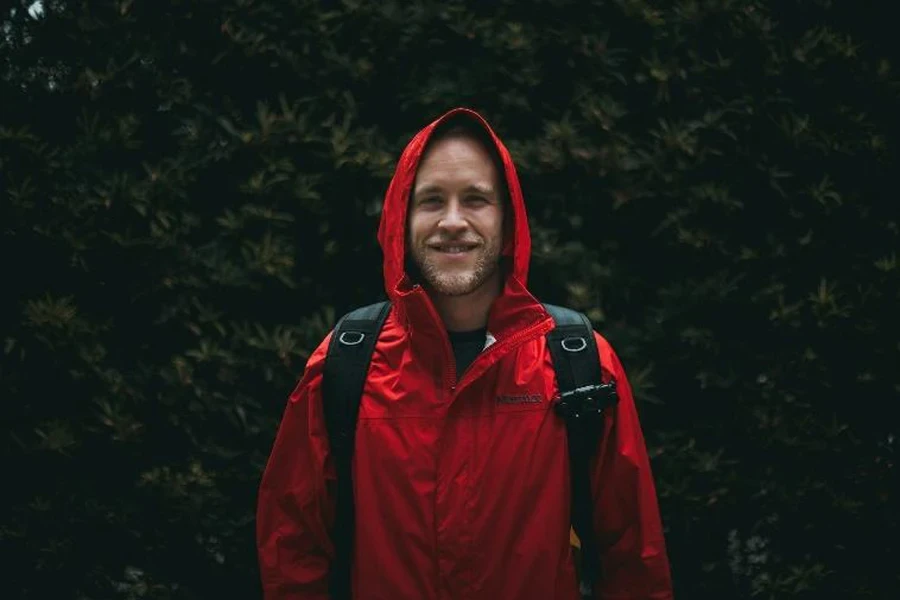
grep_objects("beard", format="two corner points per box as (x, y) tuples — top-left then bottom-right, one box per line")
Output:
(409, 235), (503, 297)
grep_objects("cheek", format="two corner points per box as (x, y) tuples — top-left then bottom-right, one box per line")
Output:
(406, 211), (419, 238)
(407, 213), (429, 246)
(489, 210), (506, 242)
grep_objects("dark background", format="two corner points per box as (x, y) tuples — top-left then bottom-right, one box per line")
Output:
(2, 1), (897, 598)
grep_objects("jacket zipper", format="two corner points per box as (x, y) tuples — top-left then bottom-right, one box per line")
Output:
(415, 287), (555, 399)
(452, 315), (555, 398)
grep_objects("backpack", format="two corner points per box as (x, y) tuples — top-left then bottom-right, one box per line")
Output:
(321, 301), (618, 600)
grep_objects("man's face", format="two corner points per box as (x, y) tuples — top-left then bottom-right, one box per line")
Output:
(408, 135), (505, 298)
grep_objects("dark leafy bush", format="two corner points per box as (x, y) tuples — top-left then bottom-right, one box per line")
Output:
(2, 1), (897, 598)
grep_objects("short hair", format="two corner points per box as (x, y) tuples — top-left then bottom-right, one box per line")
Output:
(421, 115), (509, 203)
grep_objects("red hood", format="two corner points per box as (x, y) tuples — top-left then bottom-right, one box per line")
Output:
(377, 108), (532, 301)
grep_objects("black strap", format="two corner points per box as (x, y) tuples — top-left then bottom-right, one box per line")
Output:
(322, 301), (391, 600)
(544, 303), (616, 600)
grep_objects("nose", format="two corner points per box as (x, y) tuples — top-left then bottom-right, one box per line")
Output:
(437, 198), (468, 235)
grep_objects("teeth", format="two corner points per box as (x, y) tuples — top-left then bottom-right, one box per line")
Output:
(440, 247), (470, 253)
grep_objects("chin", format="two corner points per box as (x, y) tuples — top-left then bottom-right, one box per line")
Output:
(431, 282), (477, 297)
(429, 273), (489, 297)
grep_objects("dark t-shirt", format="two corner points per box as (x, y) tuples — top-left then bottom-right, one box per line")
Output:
(448, 328), (487, 378)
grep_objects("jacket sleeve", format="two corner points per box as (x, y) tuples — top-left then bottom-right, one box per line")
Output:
(257, 335), (335, 600)
(591, 334), (674, 600)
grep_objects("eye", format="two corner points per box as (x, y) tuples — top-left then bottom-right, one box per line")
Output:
(465, 195), (489, 206)
(420, 195), (442, 206)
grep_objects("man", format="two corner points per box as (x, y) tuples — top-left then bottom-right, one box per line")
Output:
(257, 108), (673, 599)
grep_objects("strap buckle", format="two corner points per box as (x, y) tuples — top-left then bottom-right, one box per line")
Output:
(338, 331), (365, 346)
(553, 380), (618, 421)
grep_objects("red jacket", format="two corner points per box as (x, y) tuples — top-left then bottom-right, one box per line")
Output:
(257, 108), (673, 599)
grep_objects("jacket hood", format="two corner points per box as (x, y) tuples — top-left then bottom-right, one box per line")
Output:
(377, 107), (532, 301)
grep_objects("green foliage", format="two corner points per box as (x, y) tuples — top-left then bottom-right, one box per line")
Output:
(2, 0), (897, 598)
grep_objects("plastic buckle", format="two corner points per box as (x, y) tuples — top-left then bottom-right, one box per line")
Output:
(553, 381), (617, 422)
(339, 331), (365, 346)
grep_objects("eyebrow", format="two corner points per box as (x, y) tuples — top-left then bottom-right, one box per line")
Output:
(413, 183), (496, 197)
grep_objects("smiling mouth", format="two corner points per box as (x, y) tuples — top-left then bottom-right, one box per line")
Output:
(430, 244), (478, 254)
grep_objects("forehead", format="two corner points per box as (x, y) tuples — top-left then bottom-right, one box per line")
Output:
(414, 135), (501, 188)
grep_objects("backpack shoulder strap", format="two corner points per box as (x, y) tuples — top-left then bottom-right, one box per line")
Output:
(543, 303), (618, 600)
(322, 301), (392, 455)
(543, 303), (603, 397)
(321, 300), (391, 600)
